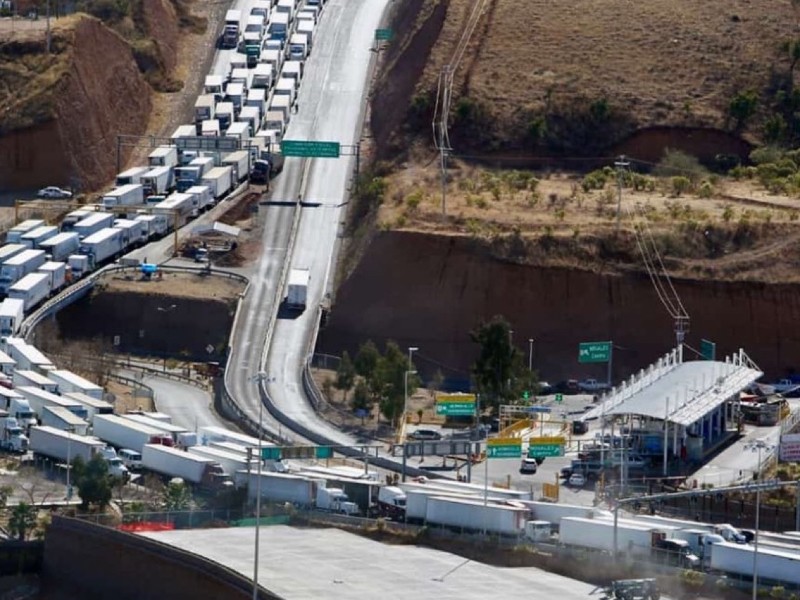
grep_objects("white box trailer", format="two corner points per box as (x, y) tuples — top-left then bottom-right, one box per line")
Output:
(399, 478), (532, 501)
(0, 244), (26, 265)
(60, 210), (92, 232)
(194, 94), (216, 123)
(199, 426), (261, 448)
(559, 517), (661, 557)
(708, 541), (800, 586)
(30, 425), (104, 463)
(215, 102), (234, 129)
(188, 445), (259, 476)
(148, 146), (179, 168)
(5, 338), (54, 373)
(7, 270), (50, 310)
(64, 392), (112, 423)
(296, 18), (314, 49)
(252, 63), (273, 89)
(13, 369), (58, 393)
(153, 194), (194, 229)
(281, 60), (304, 86)
(41, 406), (89, 436)
(18, 386), (88, 421)
(47, 369), (103, 399)
(286, 268), (309, 310)
(0, 298), (24, 336)
(288, 33), (307, 60)
(93, 414), (172, 453)
(73, 212), (114, 239)
(37, 261), (66, 292)
(141, 166), (174, 195)
(201, 119), (221, 137)
(186, 186), (214, 215)
(259, 48), (282, 73)
(134, 215), (168, 240)
(222, 151), (250, 183)
(122, 414), (187, 442)
(397, 488), (477, 522)
(20, 225), (58, 249)
(236, 471), (320, 505)
(116, 166), (150, 186)
(78, 228), (124, 269)
(39, 232), (80, 262)
(203, 75), (224, 98)
(246, 88), (266, 113)
(201, 166), (233, 201)
(6, 220), (44, 244)
(226, 122), (250, 145)
(102, 184), (145, 209)
(0, 350), (14, 375)
(0, 249), (46, 293)
(268, 94), (291, 123)
(238, 108), (261, 136)
(273, 78), (296, 105)
(112, 219), (146, 248)
(425, 496), (528, 536)
(141, 444), (232, 489)
(521, 500), (612, 529)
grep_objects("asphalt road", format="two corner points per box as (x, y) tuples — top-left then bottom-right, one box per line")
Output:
(143, 525), (602, 600)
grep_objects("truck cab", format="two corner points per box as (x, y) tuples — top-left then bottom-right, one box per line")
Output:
(316, 487), (359, 515)
(1, 416), (29, 453)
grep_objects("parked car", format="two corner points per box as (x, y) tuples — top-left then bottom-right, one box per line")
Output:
(538, 381), (554, 395)
(519, 457), (538, 474)
(568, 472), (586, 487)
(554, 379), (581, 395)
(408, 429), (442, 441)
(37, 186), (72, 199)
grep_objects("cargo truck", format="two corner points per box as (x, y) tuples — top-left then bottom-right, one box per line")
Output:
(0, 244), (26, 266)
(141, 443), (233, 490)
(316, 486), (359, 515)
(20, 225), (58, 249)
(0, 415), (28, 452)
(236, 471), (320, 505)
(559, 517), (671, 558)
(288, 33), (307, 60)
(0, 350), (13, 376)
(0, 389), (36, 429)
(259, 48), (282, 74)
(222, 9), (241, 48)
(116, 166), (150, 186)
(404, 489), (484, 523)
(194, 94), (216, 124)
(123, 413), (187, 443)
(175, 157), (215, 192)
(268, 94), (291, 124)
(252, 63), (273, 90)
(67, 255), (91, 279)
(0, 249), (46, 294)
(201, 166), (233, 201)
(707, 540), (800, 586)
(522, 500), (612, 529)
(148, 146), (179, 168)
(377, 486), (407, 519)
(281, 60), (304, 86)
(267, 11), (289, 40)
(296, 18), (314, 49)
(6, 220), (44, 244)
(425, 496), (528, 536)
(201, 119), (221, 137)
(113, 218), (147, 247)
(153, 194), (194, 229)
(199, 425), (261, 448)
(63, 392), (112, 423)
(285, 268), (309, 310)
(134, 214), (169, 240)
(222, 151), (250, 183)
(238, 108), (261, 136)
(275, 0), (294, 21)
(186, 186), (214, 216)
(29, 426), (128, 479)
(274, 78), (296, 106)
(0, 298), (24, 336)
(102, 184), (145, 209)
(47, 369), (103, 399)
(204, 75), (224, 99)
(5, 338), (54, 373)
(245, 88), (266, 114)
(187, 445), (259, 476)
(141, 166), (174, 196)
(225, 82), (245, 113)
(72, 212), (114, 239)
(39, 232), (80, 262)
(60, 210), (92, 232)
(13, 369), (58, 393)
(243, 32), (262, 68)
(78, 227), (124, 270)
(17, 386), (88, 421)
(93, 414), (173, 453)
(41, 406), (89, 436)
(37, 261), (66, 293)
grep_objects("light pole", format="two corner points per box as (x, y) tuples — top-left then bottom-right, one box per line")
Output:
(251, 371), (273, 600)
(65, 425), (74, 500)
(747, 439), (774, 600)
(404, 347), (419, 420)
(528, 338), (534, 372)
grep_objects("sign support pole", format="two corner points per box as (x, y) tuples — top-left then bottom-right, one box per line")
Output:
(483, 453), (489, 535)
(607, 340), (613, 386)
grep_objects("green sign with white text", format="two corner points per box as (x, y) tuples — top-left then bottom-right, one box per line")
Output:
(579, 341), (612, 363)
(281, 140), (341, 158)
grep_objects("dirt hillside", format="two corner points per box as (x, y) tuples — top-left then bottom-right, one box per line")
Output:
(374, 0), (800, 160)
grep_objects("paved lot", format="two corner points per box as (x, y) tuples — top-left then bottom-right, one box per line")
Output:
(143, 525), (600, 599)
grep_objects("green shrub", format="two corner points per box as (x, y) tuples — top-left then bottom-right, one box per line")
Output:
(729, 90), (758, 128)
(750, 146), (784, 165)
(671, 176), (691, 196)
(655, 149), (707, 184)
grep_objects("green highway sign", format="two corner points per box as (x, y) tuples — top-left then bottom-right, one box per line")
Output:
(375, 28), (393, 41)
(487, 438), (522, 459)
(281, 140), (341, 158)
(555, 393), (563, 403)
(528, 444), (563, 458)
(701, 338), (716, 361)
(261, 446), (281, 460)
(578, 341), (612, 364)
(261, 446), (334, 460)
(316, 447), (333, 459)
(435, 393), (476, 416)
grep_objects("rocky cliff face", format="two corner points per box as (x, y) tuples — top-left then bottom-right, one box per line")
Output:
(318, 231), (800, 383)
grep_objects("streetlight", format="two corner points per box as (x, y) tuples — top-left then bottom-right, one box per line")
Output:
(528, 338), (534, 372)
(65, 425), (74, 500)
(404, 347), (419, 419)
(251, 371), (273, 600)
(746, 438), (774, 600)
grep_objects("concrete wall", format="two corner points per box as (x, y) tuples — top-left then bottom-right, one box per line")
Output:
(42, 516), (281, 600)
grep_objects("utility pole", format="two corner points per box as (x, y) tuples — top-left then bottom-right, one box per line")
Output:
(45, 0), (51, 54)
(438, 65), (452, 220)
(614, 155), (629, 233)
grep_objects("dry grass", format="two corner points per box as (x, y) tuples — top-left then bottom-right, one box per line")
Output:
(417, 0), (799, 139)
(98, 271), (244, 301)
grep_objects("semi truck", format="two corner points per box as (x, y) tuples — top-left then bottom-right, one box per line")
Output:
(13, 369), (58, 393)
(201, 166), (233, 201)
(267, 11), (289, 41)
(63, 392), (113, 423)
(41, 405), (89, 436)
(37, 261), (67, 293)
(174, 157), (215, 192)
(0, 388), (37, 428)
(377, 486), (407, 519)
(60, 210), (92, 232)
(113, 219), (147, 247)
(141, 443), (233, 490)
(236, 471), (320, 505)
(153, 194), (194, 229)
(93, 414), (173, 453)
(0, 244), (26, 266)
(424, 496), (528, 536)
(39, 232), (80, 262)
(141, 166), (174, 196)
(0, 350), (13, 375)
(102, 184), (145, 209)
(47, 369), (103, 399)
(0, 298), (24, 336)
(707, 540), (800, 586)
(8, 271), (51, 312)
(6, 220), (44, 244)
(78, 227), (125, 270)
(5, 338), (54, 373)
(115, 166), (150, 186)
(148, 146), (179, 168)
(186, 186), (214, 216)
(0, 414), (29, 453)
(222, 9), (241, 49)
(238, 108), (261, 136)
(194, 95), (216, 124)
(134, 215), (169, 240)
(20, 225), (58, 249)
(29, 425), (128, 479)
(285, 268), (310, 310)
(122, 413), (187, 443)
(17, 386), (89, 421)
(252, 63), (273, 89)
(222, 151), (250, 183)
(0, 249), (46, 294)
(187, 445), (259, 476)
(72, 212), (114, 239)
(559, 517), (676, 558)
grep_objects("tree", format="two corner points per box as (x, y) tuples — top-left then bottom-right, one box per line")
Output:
(8, 503), (37, 541)
(72, 454), (113, 511)
(354, 340), (380, 379)
(470, 316), (534, 410)
(162, 479), (192, 511)
(335, 351), (356, 400)
(729, 90), (758, 130)
(351, 379), (371, 412)
(375, 341), (419, 424)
